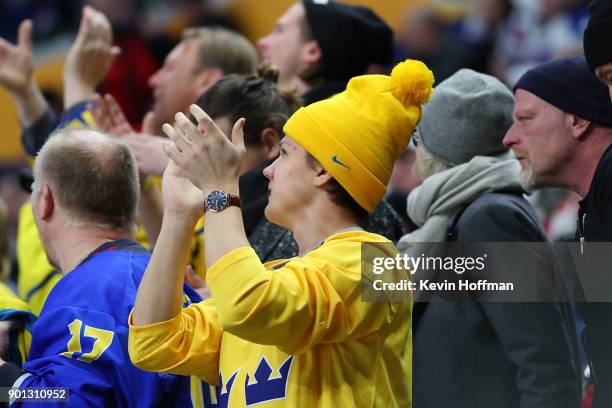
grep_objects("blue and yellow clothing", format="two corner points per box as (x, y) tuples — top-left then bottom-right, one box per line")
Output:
(12, 240), (205, 407)
(21, 102), (95, 157)
(17, 103), (211, 317)
(17, 104), (86, 316)
(17, 204), (151, 316)
(0, 283), (35, 365)
(16, 203), (61, 317)
(129, 231), (412, 407)
(17, 103), (151, 316)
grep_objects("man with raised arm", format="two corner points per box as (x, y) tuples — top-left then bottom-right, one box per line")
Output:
(129, 60), (434, 407)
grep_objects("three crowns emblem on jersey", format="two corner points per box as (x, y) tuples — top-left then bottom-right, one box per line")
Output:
(211, 356), (294, 407)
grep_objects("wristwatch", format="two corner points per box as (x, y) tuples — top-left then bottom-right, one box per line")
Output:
(204, 190), (242, 213)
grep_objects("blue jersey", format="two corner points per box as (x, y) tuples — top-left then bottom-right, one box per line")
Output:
(14, 240), (206, 407)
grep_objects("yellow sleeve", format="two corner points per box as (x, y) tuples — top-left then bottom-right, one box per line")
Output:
(0, 283), (29, 310)
(16, 203), (62, 317)
(190, 217), (207, 279)
(206, 245), (399, 355)
(128, 299), (223, 384)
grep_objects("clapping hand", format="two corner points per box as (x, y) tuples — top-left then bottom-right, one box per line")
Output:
(162, 104), (246, 195)
(160, 159), (204, 224)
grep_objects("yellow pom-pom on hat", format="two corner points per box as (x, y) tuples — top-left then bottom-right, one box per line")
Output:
(284, 59), (434, 213)
(391, 59), (435, 106)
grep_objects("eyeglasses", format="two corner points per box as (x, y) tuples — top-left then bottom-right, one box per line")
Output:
(412, 129), (421, 147)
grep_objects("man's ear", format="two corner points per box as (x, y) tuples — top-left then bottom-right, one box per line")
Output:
(313, 167), (333, 187)
(39, 184), (55, 221)
(569, 115), (592, 140)
(195, 67), (224, 95)
(260, 127), (281, 160)
(302, 40), (322, 67)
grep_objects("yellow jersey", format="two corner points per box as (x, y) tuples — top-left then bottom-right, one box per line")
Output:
(129, 231), (412, 407)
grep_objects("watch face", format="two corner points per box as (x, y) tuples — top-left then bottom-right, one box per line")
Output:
(206, 190), (229, 212)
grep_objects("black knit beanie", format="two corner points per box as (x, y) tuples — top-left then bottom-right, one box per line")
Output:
(302, 0), (393, 81)
(514, 57), (612, 127)
(584, 0), (612, 72)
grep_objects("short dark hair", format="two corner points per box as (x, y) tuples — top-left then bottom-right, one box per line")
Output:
(305, 152), (368, 227)
(33, 129), (139, 232)
(195, 65), (301, 146)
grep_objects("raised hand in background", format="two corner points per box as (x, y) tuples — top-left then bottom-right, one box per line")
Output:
(63, 5), (120, 109)
(0, 20), (47, 126)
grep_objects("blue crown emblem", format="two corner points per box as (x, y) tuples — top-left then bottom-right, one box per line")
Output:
(213, 370), (238, 408)
(245, 356), (294, 405)
(209, 356), (294, 407)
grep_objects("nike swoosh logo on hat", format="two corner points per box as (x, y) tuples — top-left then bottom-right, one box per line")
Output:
(331, 155), (350, 169)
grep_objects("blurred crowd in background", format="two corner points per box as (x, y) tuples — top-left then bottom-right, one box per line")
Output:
(0, 0), (612, 408)
(0, 0), (591, 273)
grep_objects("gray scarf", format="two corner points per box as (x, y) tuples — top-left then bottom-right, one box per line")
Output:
(398, 156), (524, 252)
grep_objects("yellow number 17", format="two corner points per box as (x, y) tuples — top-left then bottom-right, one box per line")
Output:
(61, 319), (114, 363)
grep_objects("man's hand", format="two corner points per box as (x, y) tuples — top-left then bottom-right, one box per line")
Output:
(0, 20), (33, 96)
(0, 20), (47, 125)
(163, 104), (246, 195)
(127, 132), (170, 176)
(135, 110), (171, 176)
(90, 94), (169, 176)
(161, 160), (204, 223)
(63, 5), (119, 109)
(89, 93), (133, 136)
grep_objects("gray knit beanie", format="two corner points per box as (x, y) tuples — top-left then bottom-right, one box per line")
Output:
(416, 69), (514, 166)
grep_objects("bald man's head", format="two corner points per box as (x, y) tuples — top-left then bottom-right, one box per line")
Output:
(33, 129), (140, 231)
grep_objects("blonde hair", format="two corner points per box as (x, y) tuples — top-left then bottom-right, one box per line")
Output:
(182, 27), (258, 75)
(415, 143), (450, 180)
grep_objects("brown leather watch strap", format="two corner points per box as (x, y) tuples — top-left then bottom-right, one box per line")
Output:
(227, 193), (242, 209)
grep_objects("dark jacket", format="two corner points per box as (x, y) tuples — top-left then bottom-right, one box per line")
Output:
(249, 200), (406, 262)
(413, 192), (581, 408)
(576, 144), (612, 408)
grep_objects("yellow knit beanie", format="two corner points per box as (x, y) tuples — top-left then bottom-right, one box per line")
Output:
(283, 59), (434, 213)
